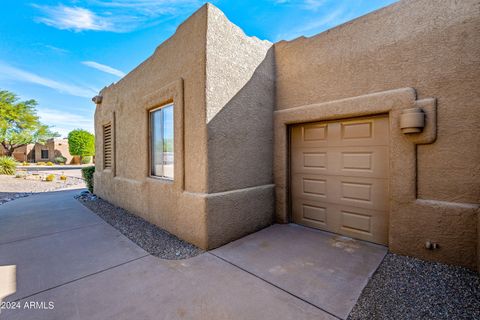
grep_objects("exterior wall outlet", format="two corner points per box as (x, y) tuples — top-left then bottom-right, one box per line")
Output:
(425, 240), (439, 250)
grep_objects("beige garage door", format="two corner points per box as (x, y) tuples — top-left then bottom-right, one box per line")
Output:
(290, 115), (389, 245)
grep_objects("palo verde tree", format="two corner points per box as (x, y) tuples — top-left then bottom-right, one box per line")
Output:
(0, 90), (59, 156)
(68, 129), (95, 162)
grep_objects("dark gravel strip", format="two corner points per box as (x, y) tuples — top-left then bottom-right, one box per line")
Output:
(76, 193), (203, 260)
(348, 253), (480, 320)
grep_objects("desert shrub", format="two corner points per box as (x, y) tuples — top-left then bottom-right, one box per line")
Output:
(81, 156), (92, 164)
(46, 161), (54, 166)
(45, 174), (55, 182)
(0, 156), (17, 175)
(54, 156), (67, 164)
(60, 175), (67, 181)
(81, 166), (95, 193)
(37, 161), (46, 166)
(21, 161), (30, 166)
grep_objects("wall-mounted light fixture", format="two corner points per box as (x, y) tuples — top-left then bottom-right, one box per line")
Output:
(92, 95), (103, 105)
(400, 107), (425, 134)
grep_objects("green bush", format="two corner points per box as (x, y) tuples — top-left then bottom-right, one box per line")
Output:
(81, 166), (95, 193)
(54, 156), (67, 164)
(45, 174), (55, 182)
(68, 129), (95, 158)
(46, 161), (54, 166)
(0, 156), (17, 175)
(81, 156), (92, 164)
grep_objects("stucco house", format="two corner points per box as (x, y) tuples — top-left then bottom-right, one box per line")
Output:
(1, 144), (35, 162)
(32, 138), (74, 163)
(93, 0), (480, 270)
(1, 138), (74, 163)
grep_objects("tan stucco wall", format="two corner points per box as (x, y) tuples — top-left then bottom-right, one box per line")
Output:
(204, 5), (275, 247)
(94, 4), (275, 249)
(274, 0), (480, 269)
(52, 139), (73, 164)
(95, 5), (209, 248)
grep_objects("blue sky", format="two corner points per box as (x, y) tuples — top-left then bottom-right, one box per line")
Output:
(0, 0), (396, 137)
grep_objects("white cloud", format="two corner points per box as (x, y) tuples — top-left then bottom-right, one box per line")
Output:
(38, 108), (94, 137)
(293, 7), (346, 34)
(43, 44), (70, 55)
(302, 0), (326, 10)
(276, 6), (351, 40)
(82, 61), (126, 77)
(33, 5), (115, 32)
(271, 0), (325, 9)
(0, 62), (97, 98)
(32, 1), (203, 33)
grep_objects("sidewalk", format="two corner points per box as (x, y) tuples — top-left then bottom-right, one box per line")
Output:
(0, 190), (384, 319)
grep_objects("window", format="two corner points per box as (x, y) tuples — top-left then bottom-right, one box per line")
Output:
(41, 150), (48, 159)
(150, 104), (174, 179)
(103, 124), (112, 169)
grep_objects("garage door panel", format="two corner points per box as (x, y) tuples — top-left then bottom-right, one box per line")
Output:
(291, 123), (329, 149)
(291, 115), (389, 148)
(291, 150), (329, 174)
(292, 174), (388, 211)
(337, 205), (388, 244)
(292, 199), (333, 231)
(290, 115), (389, 245)
(303, 123), (328, 141)
(291, 200), (388, 244)
(303, 152), (327, 169)
(337, 176), (388, 211)
(336, 117), (389, 146)
(291, 174), (330, 201)
(291, 146), (388, 179)
(302, 204), (327, 225)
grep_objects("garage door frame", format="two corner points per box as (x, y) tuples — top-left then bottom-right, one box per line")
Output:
(288, 114), (390, 244)
(273, 88), (437, 248)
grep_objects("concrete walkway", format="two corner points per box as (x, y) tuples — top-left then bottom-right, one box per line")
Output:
(0, 190), (386, 319)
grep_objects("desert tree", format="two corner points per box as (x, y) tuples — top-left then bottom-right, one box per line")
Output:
(0, 90), (59, 156)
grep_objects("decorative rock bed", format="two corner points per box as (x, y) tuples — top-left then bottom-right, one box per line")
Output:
(348, 253), (480, 320)
(76, 192), (203, 260)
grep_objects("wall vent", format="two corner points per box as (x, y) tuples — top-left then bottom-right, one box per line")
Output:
(103, 123), (112, 169)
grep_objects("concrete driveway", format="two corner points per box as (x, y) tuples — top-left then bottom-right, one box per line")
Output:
(0, 190), (386, 320)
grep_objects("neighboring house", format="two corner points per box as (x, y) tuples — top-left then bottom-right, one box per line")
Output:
(1, 144), (35, 162)
(1, 138), (74, 164)
(33, 138), (74, 164)
(9, 144), (35, 162)
(94, 1), (480, 270)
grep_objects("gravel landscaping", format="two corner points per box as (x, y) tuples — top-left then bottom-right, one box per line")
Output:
(0, 173), (85, 205)
(76, 192), (203, 259)
(348, 253), (480, 320)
